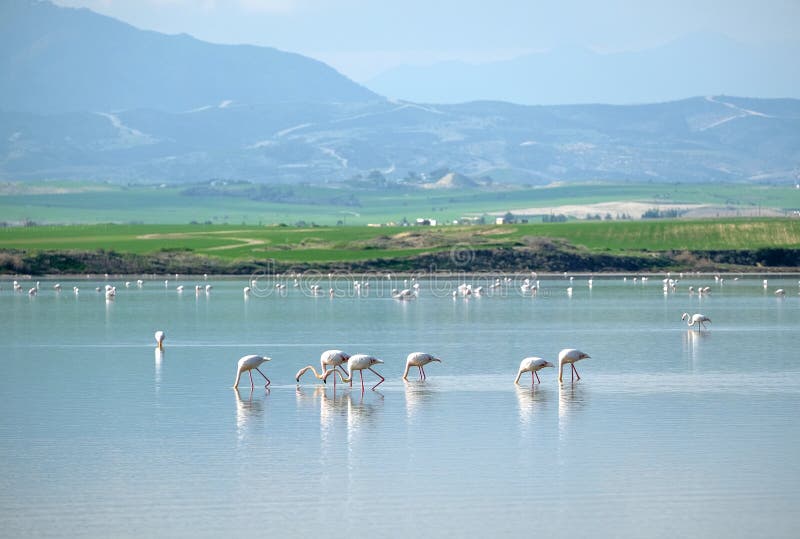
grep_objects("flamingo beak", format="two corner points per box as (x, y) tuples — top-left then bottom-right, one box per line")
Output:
(433, 358), (442, 363)
(373, 359), (384, 364)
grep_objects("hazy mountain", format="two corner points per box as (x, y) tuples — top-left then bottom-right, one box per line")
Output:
(2, 96), (798, 184)
(366, 34), (800, 106)
(1, 2), (797, 185)
(0, 0), (379, 114)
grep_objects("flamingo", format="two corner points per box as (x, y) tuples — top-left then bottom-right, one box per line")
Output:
(233, 355), (272, 389)
(322, 354), (384, 392)
(682, 312), (711, 330)
(775, 289), (786, 296)
(392, 288), (416, 300)
(295, 350), (351, 387)
(154, 330), (165, 350)
(514, 357), (554, 385)
(558, 349), (591, 383)
(402, 352), (442, 381)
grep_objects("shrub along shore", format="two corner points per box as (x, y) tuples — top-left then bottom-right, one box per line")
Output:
(1, 245), (798, 276)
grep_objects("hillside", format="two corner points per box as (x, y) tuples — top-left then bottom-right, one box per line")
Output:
(1, 96), (799, 184)
(0, 0), (378, 113)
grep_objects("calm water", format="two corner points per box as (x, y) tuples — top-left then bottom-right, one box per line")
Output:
(1, 275), (799, 538)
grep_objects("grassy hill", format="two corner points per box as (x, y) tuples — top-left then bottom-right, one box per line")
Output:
(1, 219), (798, 267)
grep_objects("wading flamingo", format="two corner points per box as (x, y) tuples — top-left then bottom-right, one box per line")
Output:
(558, 349), (591, 383)
(154, 330), (165, 350)
(681, 312), (711, 330)
(402, 352), (442, 381)
(296, 350), (351, 387)
(323, 354), (384, 392)
(234, 355), (272, 389)
(514, 357), (554, 385)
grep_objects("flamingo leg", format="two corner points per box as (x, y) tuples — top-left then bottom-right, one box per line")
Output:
(359, 370), (365, 393)
(255, 367), (271, 388)
(421, 365), (427, 380)
(572, 364), (581, 381)
(531, 371), (535, 385)
(369, 367), (385, 390)
(535, 371), (541, 384)
(248, 370), (254, 389)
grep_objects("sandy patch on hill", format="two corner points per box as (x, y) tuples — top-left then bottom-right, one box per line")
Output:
(491, 201), (786, 219)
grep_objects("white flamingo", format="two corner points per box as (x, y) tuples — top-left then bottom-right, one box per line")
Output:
(323, 354), (384, 392)
(154, 330), (165, 350)
(233, 355), (271, 389)
(402, 352), (442, 381)
(558, 349), (591, 383)
(295, 350), (351, 387)
(392, 288), (416, 300)
(682, 312), (711, 330)
(775, 289), (786, 296)
(514, 357), (554, 385)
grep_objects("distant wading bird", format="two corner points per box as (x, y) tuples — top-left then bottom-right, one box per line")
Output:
(558, 349), (591, 383)
(402, 352), (442, 381)
(154, 330), (165, 350)
(514, 357), (554, 385)
(322, 354), (384, 392)
(296, 350), (351, 388)
(233, 355), (272, 389)
(681, 312), (711, 330)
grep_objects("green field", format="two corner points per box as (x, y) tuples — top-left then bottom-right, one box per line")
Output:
(2, 219), (798, 264)
(2, 181), (800, 226)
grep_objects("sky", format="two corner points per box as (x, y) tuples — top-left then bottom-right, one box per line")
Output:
(52, 0), (800, 81)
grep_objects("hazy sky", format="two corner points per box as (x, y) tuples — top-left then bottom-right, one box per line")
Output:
(52, 0), (800, 81)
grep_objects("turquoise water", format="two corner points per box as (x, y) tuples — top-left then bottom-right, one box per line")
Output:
(1, 275), (799, 538)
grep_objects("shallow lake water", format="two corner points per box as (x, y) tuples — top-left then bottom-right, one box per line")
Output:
(1, 274), (799, 538)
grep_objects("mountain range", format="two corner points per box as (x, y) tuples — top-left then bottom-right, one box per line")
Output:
(1, 1), (798, 186)
(366, 34), (800, 106)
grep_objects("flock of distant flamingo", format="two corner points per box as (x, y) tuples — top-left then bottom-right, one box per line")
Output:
(7, 272), (796, 300)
